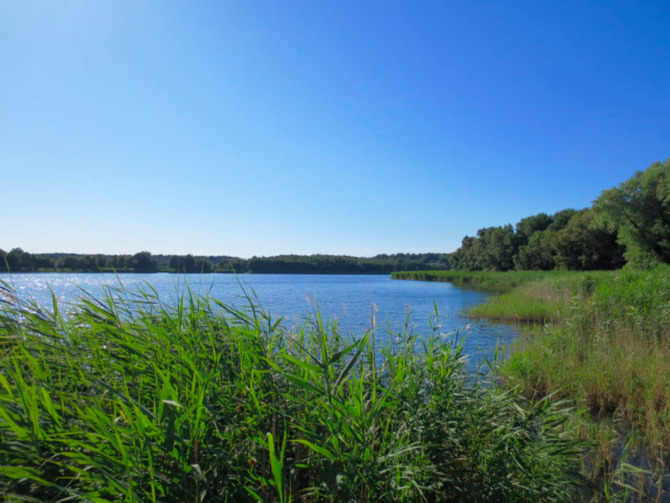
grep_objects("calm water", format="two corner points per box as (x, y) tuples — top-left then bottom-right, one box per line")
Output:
(0, 273), (519, 368)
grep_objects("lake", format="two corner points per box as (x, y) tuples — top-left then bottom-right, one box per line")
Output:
(0, 273), (519, 369)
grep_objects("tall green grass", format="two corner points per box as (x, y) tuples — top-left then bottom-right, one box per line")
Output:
(501, 268), (670, 501)
(393, 270), (611, 323)
(466, 272), (614, 323)
(391, 270), (562, 291)
(397, 268), (670, 500)
(0, 280), (582, 502)
(503, 267), (670, 453)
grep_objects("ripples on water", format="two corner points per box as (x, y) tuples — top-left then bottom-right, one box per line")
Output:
(0, 273), (520, 370)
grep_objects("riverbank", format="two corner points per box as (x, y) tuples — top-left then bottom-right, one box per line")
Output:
(0, 280), (580, 502)
(395, 267), (670, 500)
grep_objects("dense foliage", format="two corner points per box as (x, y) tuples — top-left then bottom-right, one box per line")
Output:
(448, 209), (624, 272)
(0, 251), (450, 274)
(0, 249), (164, 273)
(0, 283), (581, 502)
(593, 158), (670, 267)
(450, 159), (670, 271)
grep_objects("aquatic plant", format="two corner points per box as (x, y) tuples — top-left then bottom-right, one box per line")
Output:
(0, 280), (581, 502)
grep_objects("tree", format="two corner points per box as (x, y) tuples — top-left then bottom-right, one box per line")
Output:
(593, 159), (670, 266)
(131, 252), (158, 273)
(109, 255), (131, 271)
(449, 236), (477, 271)
(547, 209), (578, 232)
(449, 226), (518, 271)
(217, 258), (247, 273)
(57, 256), (82, 271)
(194, 259), (212, 273)
(81, 255), (103, 271)
(553, 210), (624, 270)
(477, 225), (518, 271)
(7, 248), (28, 271)
(169, 254), (198, 273)
(514, 230), (556, 270)
(515, 213), (553, 247)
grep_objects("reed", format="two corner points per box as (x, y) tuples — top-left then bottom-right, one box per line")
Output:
(0, 280), (582, 502)
(391, 269), (561, 291)
(397, 267), (670, 500)
(503, 267), (670, 456)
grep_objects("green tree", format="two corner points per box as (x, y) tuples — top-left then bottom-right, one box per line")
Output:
(450, 226), (518, 271)
(57, 256), (82, 271)
(593, 159), (670, 266)
(477, 225), (518, 271)
(547, 209), (578, 232)
(169, 254), (198, 273)
(109, 255), (131, 271)
(553, 210), (624, 270)
(449, 236), (477, 270)
(7, 248), (27, 271)
(515, 213), (553, 247)
(514, 230), (556, 270)
(217, 258), (247, 273)
(131, 251), (158, 273)
(194, 259), (212, 273)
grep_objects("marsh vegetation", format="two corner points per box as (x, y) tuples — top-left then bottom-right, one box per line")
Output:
(396, 267), (670, 501)
(1, 281), (580, 502)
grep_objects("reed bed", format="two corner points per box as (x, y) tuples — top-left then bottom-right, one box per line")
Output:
(0, 280), (582, 502)
(503, 267), (670, 454)
(466, 273), (607, 323)
(391, 270), (563, 291)
(396, 267), (670, 500)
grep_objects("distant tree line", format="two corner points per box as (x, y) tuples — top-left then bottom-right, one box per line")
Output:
(0, 249), (451, 274)
(243, 253), (449, 274)
(449, 158), (670, 271)
(0, 250), (163, 273)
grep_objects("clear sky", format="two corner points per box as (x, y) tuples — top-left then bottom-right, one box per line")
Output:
(2, 1), (669, 257)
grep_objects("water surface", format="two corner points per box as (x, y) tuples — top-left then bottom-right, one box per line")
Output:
(0, 273), (519, 369)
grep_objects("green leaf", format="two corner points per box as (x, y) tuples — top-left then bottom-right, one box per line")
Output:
(294, 438), (336, 461)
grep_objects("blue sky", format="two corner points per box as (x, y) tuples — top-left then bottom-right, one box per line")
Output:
(2, 1), (669, 257)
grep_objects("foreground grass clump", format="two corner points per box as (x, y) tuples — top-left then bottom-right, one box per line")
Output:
(0, 281), (581, 502)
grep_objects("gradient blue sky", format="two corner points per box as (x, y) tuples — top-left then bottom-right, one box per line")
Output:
(2, 1), (669, 257)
